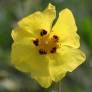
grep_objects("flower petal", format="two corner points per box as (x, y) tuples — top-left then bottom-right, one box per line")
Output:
(11, 38), (50, 77)
(49, 46), (86, 81)
(33, 76), (52, 88)
(51, 9), (80, 48)
(18, 3), (56, 37)
(11, 26), (34, 42)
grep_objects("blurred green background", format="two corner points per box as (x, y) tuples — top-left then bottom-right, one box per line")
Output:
(0, 0), (92, 92)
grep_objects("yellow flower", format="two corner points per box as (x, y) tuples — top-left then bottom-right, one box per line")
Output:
(11, 3), (86, 88)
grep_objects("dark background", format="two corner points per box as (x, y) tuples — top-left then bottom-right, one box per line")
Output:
(0, 0), (92, 92)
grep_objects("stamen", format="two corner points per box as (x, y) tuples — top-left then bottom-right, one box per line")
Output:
(39, 49), (47, 55)
(33, 39), (39, 46)
(34, 33), (58, 54)
(50, 47), (57, 53)
(40, 30), (47, 36)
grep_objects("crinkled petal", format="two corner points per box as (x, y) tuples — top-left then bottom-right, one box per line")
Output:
(11, 38), (50, 77)
(11, 26), (34, 42)
(18, 3), (56, 37)
(49, 54), (66, 82)
(32, 76), (52, 88)
(49, 46), (86, 81)
(60, 30), (80, 48)
(51, 8), (80, 48)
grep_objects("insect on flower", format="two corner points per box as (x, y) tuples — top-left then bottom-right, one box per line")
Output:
(11, 3), (86, 88)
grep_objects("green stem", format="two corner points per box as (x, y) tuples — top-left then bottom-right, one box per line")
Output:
(58, 81), (61, 92)
(51, 81), (61, 92)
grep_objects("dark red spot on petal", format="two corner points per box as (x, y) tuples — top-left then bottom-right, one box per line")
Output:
(40, 30), (47, 36)
(50, 47), (57, 53)
(39, 49), (47, 55)
(33, 39), (39, 46)
(53, 35), (58, 41)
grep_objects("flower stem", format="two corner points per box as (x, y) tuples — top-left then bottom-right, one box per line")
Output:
(51, 81), (62, 92)
(58, 81), (61, 92)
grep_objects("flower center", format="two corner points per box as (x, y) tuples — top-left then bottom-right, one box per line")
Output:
(33, 30), (59, 55)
